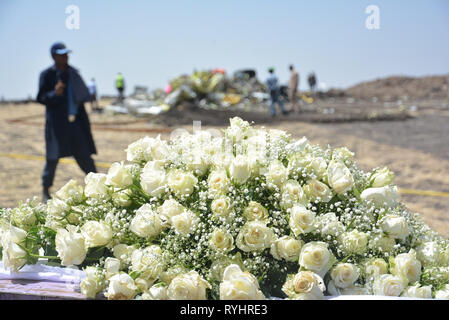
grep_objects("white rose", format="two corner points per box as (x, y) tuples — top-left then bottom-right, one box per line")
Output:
(245, 133), (268, 174)
(389, 250), (422, 284)
(265, 160), (288, 188)
(211, 197), (232, 220)
(287, 153), (311, 173)
(159, 266), (190, 285)
(171, 210), (199, 236)
(10, 206), (37, 230)
(125, 136), (153, 163)
(243, 201), (268, 221)
(236, 221), (274, 252)
(46, 198), (69, 218)
(303, 179), (333, 203)
(315, 212), (345, 237)
(364, 258), (389, 279)
(282, 271), (325, 300)
(339, 230), (368, 255)
(327, 160), (354, 194)
(219, 264), (265, 300)
(80, 266), (105, 299)
(55, 226), (87, 266)
(186, 155), (209, 176)
(130, 204), (164, 238)
(167, 170), (197, 197)
(289, 205), (316, 236)
(330, 263), (359, 289)
(209, 228), (234, 252)
(140, 161), (167, 197)
(370, 167), (395, 188)
(1, 240), (27, 271)
(230, 155), (251, 184)
(280, 180), (307, 209)
(104, 257), (121, 280)
(308, 157), (328, 180)
(299, 241), (336, 277)
(210, 255), (245, 282)
(211, 151), (233, 172)
(270, 236), (302, 262)
(157, 199), (184, 224)
(134, 277), (152, 293)
(130, 246), (164, 283)
(84, 173), (108, 199)
(106, 162), (133, 188)
(113, 244), (138, 265)
(401, 284), (432, 299)
(435, 284), (449, 299)
(208, 169), (230, 196)
(226, 117), (252, 141)
(373, 274), (405, 296)
(332, 147), (354, 162)
(81, 220), (113, 248)
(148, 135), (170, 161)
(416, 241), (439, 266)
(369, 234), (396, 253)
(361, 186), (399, 208)
(167, 271), (210, 300)
(285, 137), (308, 155)
(55, 179), (84, 203)
(142, 284), (168, 300)
(106, 273), (137, 300)
(112, 188), (132, 207)
(1, 225), (27, 244)
(380, 215), (410, 240)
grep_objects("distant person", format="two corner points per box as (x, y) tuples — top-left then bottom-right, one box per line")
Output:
(88, 78), (100, 112)
(266, 67), (288, 117)
(308, 72), (317, 94)
(37, 42), (97, 202)
(115, 72), (125, 102)
(288, 64), (299, 112)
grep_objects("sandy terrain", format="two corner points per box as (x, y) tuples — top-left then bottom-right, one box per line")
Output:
(1, 100), (448, 237)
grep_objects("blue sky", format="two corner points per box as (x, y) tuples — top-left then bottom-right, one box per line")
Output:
(1, 0), (448, 99)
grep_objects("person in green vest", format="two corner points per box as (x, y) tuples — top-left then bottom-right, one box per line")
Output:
(115, 72), (125, 102)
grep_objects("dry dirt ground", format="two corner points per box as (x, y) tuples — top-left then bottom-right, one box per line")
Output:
(1, 101), (448, 237)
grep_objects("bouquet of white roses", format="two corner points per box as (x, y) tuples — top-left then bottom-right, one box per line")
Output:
(1, 117), (448, 300)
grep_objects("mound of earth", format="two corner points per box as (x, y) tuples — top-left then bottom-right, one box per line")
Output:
(344, 74), (449, 101)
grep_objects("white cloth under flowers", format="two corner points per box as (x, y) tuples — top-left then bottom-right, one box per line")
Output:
(0, 262), (428, 299)
(0, 261), (85, 284)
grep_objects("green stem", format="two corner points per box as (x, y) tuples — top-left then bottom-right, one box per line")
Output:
(29, 253), (59, 260)
(131, 183), (150, 201)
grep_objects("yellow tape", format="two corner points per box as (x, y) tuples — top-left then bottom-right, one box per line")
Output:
(1, 152), (448, 198)
(398, 188), (449, 198)
(0, 153), (111, 169)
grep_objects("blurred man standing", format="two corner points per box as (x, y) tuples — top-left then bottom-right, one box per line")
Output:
(266, 67), (288, 117)
(308, 72), (317, 95)
(37, 42), (97, 202)
(115, 72), (125, 102)
(288, 65), (299, 112)
(88, 78), (100, 112)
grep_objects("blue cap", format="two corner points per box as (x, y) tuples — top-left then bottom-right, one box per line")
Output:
(50, 42), (72, 55)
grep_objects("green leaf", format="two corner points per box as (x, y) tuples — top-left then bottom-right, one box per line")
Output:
(352, 187), (361, 200)
(346, 218), (356, 231)
(129, 271), (142, 280)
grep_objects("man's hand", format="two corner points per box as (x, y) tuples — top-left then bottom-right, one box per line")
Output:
(55, 80), (66, 96)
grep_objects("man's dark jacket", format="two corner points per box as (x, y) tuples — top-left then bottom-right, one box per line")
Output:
(37, 65), (97, 160)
